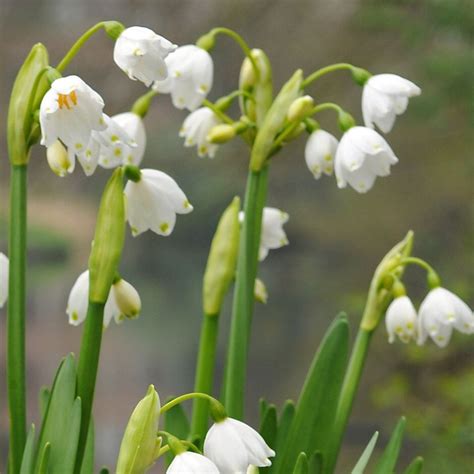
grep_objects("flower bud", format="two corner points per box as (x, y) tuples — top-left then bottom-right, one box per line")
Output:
(113, 278), (141, 319)
(88, 168), (125, 303)
(203, 197), (240, 315)
(206, 124), (236, 144)
(116, 385), (161, 474)
(287, 95), (314, 122)
(254, 278), (268, 304)
(47, 140), (73, 177)
(239, 56), (257, 90)
(104, 20), (125, 40)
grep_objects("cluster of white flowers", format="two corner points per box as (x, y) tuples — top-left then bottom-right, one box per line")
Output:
(305, 74), (420, 193)
(385, 288), (473, 348)
(168, 416), (275, 474)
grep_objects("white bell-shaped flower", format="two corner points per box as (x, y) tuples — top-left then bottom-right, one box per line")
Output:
(304, 129), (339, 179)
(95, 113), (146, 170)
(66, 271), (141, 328)
(240, 207), (289, 261)
(0, 252), (9, 308)
(124, 169), (193, 237)
(113, 26), (177, 86)
(154, 45), (213, 111)
(362, 74), (421, 133)
(204, 417), (275, 473)
(334, 126), (398, 193)
(385, 296), (417, 344)
(167, 452), (219, 474)
(418, 287), (474, 348)
(180, 107), (222, 158)
(40, 75), (107, 176)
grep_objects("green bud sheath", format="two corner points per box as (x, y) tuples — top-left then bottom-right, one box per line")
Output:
(203, 196), (241, 315)
(250, 69), (303, 171)
(8, 43), (49, 165)
(103, 20), (126, 40)
(116, 385), (161, 474)
(88, 168), (126, 303)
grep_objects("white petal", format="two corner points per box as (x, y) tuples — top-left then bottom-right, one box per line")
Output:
(167, 452), (219, 474)
(66, 271), (90, 325)
(0, 253), (9, 308)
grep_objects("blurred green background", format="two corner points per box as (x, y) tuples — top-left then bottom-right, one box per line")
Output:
(0, 0), (472, 472)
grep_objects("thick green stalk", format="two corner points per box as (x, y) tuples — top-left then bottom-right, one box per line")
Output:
(326, 328), (372, 473)
(191, 313), (219, 441)
(74, 301), (105, 473)
(7, 164), (28, 474)
(223, 166), (269, 419)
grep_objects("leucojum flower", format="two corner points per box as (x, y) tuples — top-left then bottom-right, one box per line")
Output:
(180, 107), (222, 158)
(334, 126), (398, 193)
(154, 45), (213, 110)
(0, 252), (9, 308)
(385, 295), (417, 344)
(362, 74), (421, 133)
(204, 417), (275, 473)
(67, 270), (141, 327)
(417, 287), (474, 348)
(304, 129), (339, 179)
(239, 207), (290, 261)
(124, 168), (193, 236)
(113, 26), (177, 86)
(167, 452), (219, 474)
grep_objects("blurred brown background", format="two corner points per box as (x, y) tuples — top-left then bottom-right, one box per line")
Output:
(0, 0), (473, 472)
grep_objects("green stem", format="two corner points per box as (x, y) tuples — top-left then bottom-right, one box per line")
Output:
(74, 301), (105, 474)
(56, 22), (106, 72)
(327, 328), (372, 473)
(223, 166), (269, 419)
(160, 392), (216, 414)
(191, 312), (220, 441)
(311, 102), (345, 116)
(209, 27), (260, 79)
(302, 63), (357, 88)
(202, 99), (234, 124)
(7, 164), (28, 474)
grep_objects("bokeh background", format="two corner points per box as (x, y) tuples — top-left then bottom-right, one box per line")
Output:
(0, 0), (472, 472)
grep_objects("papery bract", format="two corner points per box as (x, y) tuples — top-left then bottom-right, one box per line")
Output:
(362, 73), (421, 133)
(334, 126), (398, 193)
(124, 169), (193, 237)
(204, 417), (275, 473)
(154, 45), (213, 111)
(304, 129), (338, 179)
(114, 26), (177, 86)
(180, 107), (222, 158)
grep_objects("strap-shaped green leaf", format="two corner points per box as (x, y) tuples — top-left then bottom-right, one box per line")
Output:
(80, 420), (95, 474)
(99, 468), (110, 474)
(260, 398), (270, 424)
(274, 314), (349, 474)
(309, 451), (323, 474)
(260, 404), (278, 472)
(37, 443), (50, 474)
(373, 417), (406, 474)
(164, 400), (190, 464)
(403, 456), (424, 474)
(351, 431), (379, 474)
(292, 452), (308, 474)
(275, 400), (295, 454)
(38, 387), (50, 422)
(20, 424), (36, 474)
(35, 353), (81, 474)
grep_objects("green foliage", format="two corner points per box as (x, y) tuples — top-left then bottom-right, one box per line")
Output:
(20, 426), (36, 474)
(373, 417), (406, 474)
(292, 452), (308, 474)
(351, 431), (378, 474)
(403, 456), (424, 474)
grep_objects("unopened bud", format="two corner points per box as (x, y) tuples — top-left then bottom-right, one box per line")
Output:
(104, 20), (126, 40)
(116, 385), (161, 474)
(254, 278), (268, 304)
(47, 141), (72, 177)
(287, 95), (314, 122)
(113, 279), (141, 319)
(207, 124), (236, 144)
(239, 56), (257, 90)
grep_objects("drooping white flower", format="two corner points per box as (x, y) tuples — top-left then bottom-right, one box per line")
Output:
(240, 207), (289, 261)
(66, 271), (141, 327)
(124, 169), (193, 237)
(0, 253), (9, 308)
(204, 417), (275, 473)
(180, 108), (222, 158)
(113, 26), (177, 86)
(94, 113), (145, 169)
(154, 45), (213, 111)
(167, 452), (219, 474)
(334, 126), (398, 193)
(362, 74), (421, 133)
(385, 296), (417, 343)
(304, 129), (339, 179)
(40, 75), (107, 175)
(418, 287), (474, 348)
